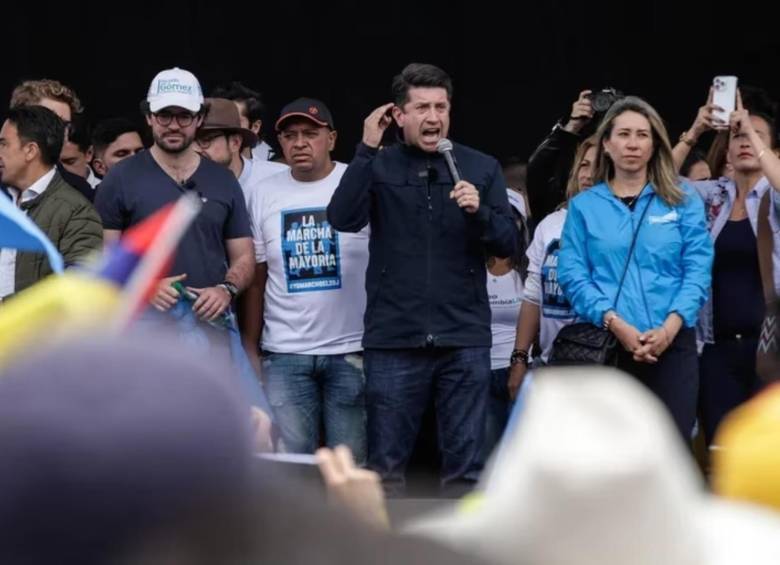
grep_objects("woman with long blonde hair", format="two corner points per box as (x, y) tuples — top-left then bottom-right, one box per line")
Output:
(506, 136), (598, 399)
(557, 96), (714, 439)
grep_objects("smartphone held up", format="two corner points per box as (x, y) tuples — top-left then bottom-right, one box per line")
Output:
(713, 75), (738, 128)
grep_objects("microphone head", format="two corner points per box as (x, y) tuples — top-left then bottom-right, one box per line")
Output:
(436, 138), (453, 154)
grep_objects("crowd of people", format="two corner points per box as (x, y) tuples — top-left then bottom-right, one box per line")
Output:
(3, 60), (780, 561)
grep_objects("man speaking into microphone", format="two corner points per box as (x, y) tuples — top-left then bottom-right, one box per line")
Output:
(327, 62), (516, 494)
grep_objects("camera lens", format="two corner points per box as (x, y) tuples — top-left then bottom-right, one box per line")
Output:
(591, 92), (614, 113)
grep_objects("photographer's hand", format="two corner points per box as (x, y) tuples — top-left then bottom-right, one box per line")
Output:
(563, 90), (595, 134)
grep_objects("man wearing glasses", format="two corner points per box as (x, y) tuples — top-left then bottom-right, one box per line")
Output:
(95, 67), (255, 322)
(193, 97), (286, 197)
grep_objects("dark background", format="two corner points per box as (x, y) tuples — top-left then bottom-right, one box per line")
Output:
(5, 1), (780, 164)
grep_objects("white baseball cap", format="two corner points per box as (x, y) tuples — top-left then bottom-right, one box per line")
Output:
(146, 67), (204, 113)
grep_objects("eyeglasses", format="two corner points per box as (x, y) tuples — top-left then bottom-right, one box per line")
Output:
(195, 131), (228, 149)
(152, 112), (197, 127)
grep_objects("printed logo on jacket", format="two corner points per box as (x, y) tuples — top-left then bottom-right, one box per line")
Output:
(281, 207), (341, 293)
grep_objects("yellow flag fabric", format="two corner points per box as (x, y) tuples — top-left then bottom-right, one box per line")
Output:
(0, 274), (119, 369)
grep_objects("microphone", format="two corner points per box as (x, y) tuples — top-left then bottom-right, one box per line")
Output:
(436, 138), (461, 185)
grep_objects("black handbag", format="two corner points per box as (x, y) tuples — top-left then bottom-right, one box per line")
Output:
(548, 195), (654, 366)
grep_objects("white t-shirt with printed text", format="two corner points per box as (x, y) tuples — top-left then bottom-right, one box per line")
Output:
(525, 209), (578, 362)
(248, 162), (369, 354)
(488, 269), (524, 370)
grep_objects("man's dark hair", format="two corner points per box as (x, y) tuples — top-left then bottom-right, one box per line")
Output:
(391, 63), (453, 107)
(6, 106), (64, 166)
(211, 81), (265, 123)
(67, 114), (91, 152)
(91, 117), (143, 155)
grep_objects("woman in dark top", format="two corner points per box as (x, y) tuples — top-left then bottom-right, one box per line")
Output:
(676, 86), (780, 444)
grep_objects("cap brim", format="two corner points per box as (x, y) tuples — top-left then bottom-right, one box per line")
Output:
(199, 125), (258, 148)
(148, 95), (203, 113)
(275, 112), (329, 131)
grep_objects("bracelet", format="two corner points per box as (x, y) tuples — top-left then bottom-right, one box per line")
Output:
(679, 131), (696, 147)
(603, 311), (619, 330)
(510, 349), (529, 366)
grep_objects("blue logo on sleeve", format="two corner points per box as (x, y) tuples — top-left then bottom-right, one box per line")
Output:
(281, 207), (341, 293)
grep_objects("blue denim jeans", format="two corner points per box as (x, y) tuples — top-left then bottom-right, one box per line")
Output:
(481, 367), (511, 463)
(133, 301), (270, 414)
(364, 347), (490, 494)
(262, 352), (366, 464)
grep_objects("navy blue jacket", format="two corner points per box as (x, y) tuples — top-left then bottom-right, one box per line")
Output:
(327, 141), (517, 349)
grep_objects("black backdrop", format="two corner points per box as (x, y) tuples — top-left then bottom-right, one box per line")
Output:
(5, 0), (780, 164)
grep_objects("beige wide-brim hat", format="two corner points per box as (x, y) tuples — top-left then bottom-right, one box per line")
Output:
(406, 367), (780, 565)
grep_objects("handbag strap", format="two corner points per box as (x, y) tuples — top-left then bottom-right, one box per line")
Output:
(613, 191), (655, 309)
(757, 190), (777, 304)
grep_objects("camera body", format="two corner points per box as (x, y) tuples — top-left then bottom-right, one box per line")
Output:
(587, 88), (624, 113)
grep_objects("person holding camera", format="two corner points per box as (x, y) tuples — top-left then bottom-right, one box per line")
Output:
(674, 86), (780, 445)
(526, 88), (622, 224)
(557, 97), (713, 440)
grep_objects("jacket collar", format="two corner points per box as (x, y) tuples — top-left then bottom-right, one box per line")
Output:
(399, 140), (446, 161)
(18, 171), (62, 211)
(590, 181), (653, 202)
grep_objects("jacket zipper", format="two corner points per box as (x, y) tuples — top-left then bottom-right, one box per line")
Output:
(632, 203), (654, 328)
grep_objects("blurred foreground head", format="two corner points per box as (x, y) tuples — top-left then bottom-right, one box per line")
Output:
(713, 383), (780, 512)
(0, 335), (485, 565)
(408, 367), (780, 565)
(0, 335), (253, 564)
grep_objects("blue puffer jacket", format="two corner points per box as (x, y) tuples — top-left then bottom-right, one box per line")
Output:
(327, 141), (517, 349)
(557, 182), (713, 333)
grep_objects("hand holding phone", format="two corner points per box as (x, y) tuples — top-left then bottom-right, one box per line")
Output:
(712, 76), (738, 128)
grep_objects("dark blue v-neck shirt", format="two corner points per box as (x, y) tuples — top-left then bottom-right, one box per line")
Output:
(95, 150), (251, 288)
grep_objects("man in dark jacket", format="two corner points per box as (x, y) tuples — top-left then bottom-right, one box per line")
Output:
(327, 63), (516, 493)
(0, 106), (102, 300)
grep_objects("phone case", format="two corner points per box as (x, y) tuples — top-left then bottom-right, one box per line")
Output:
(713, 76), (738, 126)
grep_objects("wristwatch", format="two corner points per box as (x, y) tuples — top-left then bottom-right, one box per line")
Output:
(217, 281), (239, 299)
(510, 349), (529, 367)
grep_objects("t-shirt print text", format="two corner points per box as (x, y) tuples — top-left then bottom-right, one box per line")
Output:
(281, 207), (342, 293)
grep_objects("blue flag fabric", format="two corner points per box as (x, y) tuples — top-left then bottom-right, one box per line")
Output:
(0, 192), (64, 273)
